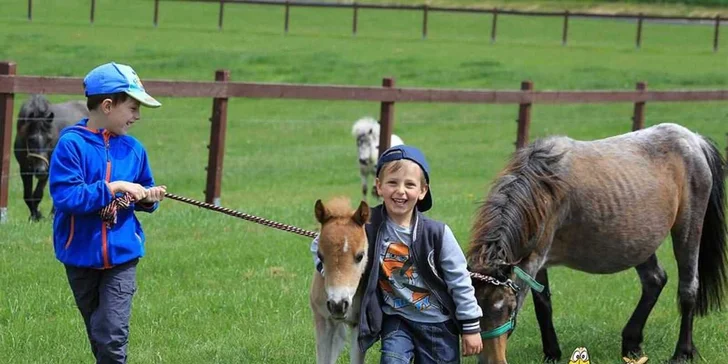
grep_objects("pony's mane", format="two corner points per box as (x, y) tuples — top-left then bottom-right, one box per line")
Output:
(351, 117), (379, 138)
(19, 94), (52, 120)
(324, 197), (356, 219)
(468, 138), (569, 268)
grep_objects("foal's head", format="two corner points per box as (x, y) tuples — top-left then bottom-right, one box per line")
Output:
(314, 197), (370, 319)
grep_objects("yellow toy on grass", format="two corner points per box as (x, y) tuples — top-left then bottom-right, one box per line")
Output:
(568, 347), (590, 364)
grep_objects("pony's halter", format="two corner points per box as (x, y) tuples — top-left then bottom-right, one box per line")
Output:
(470, 267), (544, 340)
(25, 141), (50, 168)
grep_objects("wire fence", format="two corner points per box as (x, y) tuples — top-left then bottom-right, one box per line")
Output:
(12, 0), (726, 52)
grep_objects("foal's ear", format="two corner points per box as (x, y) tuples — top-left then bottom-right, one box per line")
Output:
(314, 199), (329, 224)
(352, 200), (370, 226)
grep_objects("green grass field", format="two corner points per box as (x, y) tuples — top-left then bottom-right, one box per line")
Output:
(1, 0), (727, 363)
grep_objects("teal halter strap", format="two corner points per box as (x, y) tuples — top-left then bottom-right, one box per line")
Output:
(480, 311), (515, 339)
(473, 266), (544, 340)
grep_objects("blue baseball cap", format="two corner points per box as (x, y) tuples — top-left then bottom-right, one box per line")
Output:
(83, 62), (161, 108)
(376, 145), (433, 212)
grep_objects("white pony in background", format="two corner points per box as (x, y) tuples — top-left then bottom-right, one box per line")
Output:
(351, 117), (404, 201)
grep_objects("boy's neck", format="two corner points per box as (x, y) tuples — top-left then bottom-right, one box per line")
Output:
(86, 111), (109, 131)
(386, 209), (415, 228)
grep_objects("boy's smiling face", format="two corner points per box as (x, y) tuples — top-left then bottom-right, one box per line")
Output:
(103, 97), (141, 135)
(375, 160), (428, 227)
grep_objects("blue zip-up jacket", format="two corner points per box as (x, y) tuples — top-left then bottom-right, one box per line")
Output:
(49, 118), (158, 269)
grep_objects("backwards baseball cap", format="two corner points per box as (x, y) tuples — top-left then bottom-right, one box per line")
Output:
(83, 62), (161, 108)
(376, 145), (433, 212)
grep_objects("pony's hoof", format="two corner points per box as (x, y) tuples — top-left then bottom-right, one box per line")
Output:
(28, 213), (43, 222)
(669, 347), (697, 363)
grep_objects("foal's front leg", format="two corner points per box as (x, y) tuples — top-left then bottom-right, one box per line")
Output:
(621, 254), (667, 359)
(349, 324), (365, 364)
(532, 268), (561, 362)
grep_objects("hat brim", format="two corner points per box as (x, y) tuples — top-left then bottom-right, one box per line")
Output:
(417, 189), (432, 212)
(126, 90), (161, 108)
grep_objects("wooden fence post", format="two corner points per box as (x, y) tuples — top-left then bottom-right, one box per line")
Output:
(632, 81), (647, 131)
(218, 0), (225, 30)
(153, 0), (160, 27)
(636, 13), (643, 49)
(422, 5), (429, 39)
(516, 81), (533, 150)
(0, 62), (16, 224)
(352, 2), (358, 36)
(714, 15), (721, 52)
(90, 0), (96, 24)
(378, 78), (395, 157)
(205, 70), (230, 206)
(490, 8), (498, 43)
(284, 1), (290, 34)
(562, 11), (569, 46)
(28, 0), (33, 21)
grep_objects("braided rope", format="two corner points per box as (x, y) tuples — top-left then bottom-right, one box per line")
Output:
(163, 193), (318, 238)
(99, 193), (134, 228)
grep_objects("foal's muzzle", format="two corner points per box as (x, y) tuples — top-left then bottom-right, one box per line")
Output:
(327, 299), (350, 318)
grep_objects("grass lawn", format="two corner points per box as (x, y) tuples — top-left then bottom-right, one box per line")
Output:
(1, 0), (727, 362)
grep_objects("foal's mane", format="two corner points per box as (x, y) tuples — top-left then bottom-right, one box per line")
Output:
(323, 197), (357, 221)
(468, 138), (568, 268)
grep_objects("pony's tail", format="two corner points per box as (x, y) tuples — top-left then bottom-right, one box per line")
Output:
(695, 136), (728, 316)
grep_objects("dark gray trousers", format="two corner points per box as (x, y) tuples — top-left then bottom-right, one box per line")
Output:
(65, 258), (138, 364)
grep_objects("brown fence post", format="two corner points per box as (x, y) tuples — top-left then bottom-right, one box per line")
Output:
(632, 81), (647, 131)
(28, 0), (32, 21)
(205, 70), (230, 206)
(352, 2), (358, 36)
(378, 77), (395, 157)
(90, 0), (96, 24)
(422, 5), (428, 39)
(516, 81), (533, 150)
(490, 8), (498, 43)
(284, 1), (290, 34)
(562, 11), (569, 46)
(0, 62), (16, 223)
(636, 13), (643, 49)
(153, 0), (160, 27)
(218, 0), (225, 30)
(714, 15), (721, 52)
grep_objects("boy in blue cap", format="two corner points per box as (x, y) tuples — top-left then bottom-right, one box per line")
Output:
(311, 145), (483, 363)
(49, 62), (165, 364)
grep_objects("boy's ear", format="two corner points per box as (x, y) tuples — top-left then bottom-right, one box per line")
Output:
(101, 98), (113, 114)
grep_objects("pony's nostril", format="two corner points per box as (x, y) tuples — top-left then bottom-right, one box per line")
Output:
(358, 159), (367, 165)
(326, 300), (334, 313)
(342, 300), (349, 313)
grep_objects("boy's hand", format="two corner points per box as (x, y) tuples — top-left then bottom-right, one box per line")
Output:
(140, 185), (167, 203)
(462, 332), (483, 356)
(108, 181), (147, 201)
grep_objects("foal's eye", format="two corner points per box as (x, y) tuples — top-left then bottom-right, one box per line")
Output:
(354, 252), (364, 263)
(317, 252), (324, 264)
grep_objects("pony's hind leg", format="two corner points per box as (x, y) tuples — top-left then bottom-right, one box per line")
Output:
(621, 254), (668, 358)
(532, 269), (561, 363)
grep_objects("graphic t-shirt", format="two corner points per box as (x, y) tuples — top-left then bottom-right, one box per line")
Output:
(378, 217), (449, 323)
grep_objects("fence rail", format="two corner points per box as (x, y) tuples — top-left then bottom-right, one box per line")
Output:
(2, 60), (727, 222)
(19, 0), (724, 51)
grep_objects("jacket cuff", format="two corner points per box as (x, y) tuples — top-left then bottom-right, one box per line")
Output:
(460, 318), (481, 334)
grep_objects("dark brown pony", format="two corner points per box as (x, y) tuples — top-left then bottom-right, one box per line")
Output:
(14, 95), (87, 221)
(467, 123), (726, 364)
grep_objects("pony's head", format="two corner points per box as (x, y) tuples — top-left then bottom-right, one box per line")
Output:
(314, 197), (370, 319)
(16, 95), (55, 176)
(467, 139), (568, 363)
(351, 117), (380, 166)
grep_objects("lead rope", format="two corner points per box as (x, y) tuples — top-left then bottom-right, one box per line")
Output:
(163, 193), (318, 238)
(99, 192), (318, 238)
